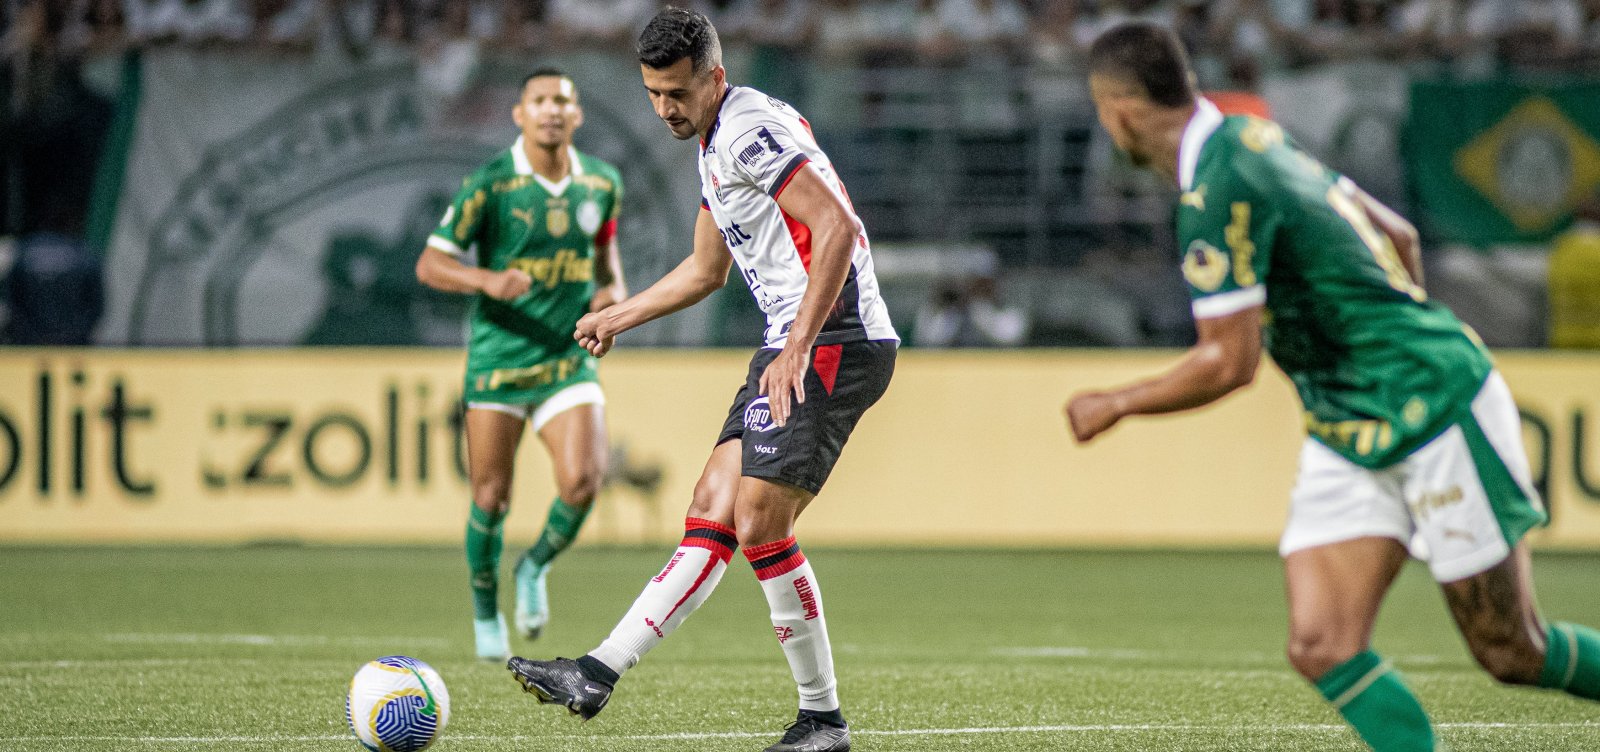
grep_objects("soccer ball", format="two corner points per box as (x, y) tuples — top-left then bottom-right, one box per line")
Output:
(345, 655), (451, 752)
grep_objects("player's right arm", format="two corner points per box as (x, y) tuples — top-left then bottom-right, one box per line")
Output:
(574, 207), (733, 356)
(414, 172), (531, 301)
(415, 247), (532, 300)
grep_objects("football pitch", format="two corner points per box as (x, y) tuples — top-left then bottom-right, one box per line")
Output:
(3, 545), (1598, 751)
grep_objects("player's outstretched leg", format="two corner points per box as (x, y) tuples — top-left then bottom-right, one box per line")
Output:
(745, 535), (850, 752)
(507, 517), (737, 717)
(1286, 538), (1436, 752)
(517, 401), (607, 639)
(1442, 544), (1600, 701)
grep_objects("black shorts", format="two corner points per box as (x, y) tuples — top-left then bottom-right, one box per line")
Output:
(716, 339), (896, 495)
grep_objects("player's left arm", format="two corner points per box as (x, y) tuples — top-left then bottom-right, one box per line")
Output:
(1066, 306), (1263, 443)
(1343, 178), (1423, 287)
(761, 165), (861, 427)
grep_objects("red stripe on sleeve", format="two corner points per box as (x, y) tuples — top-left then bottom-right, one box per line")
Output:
(773, 156), (811, 198)
(780, 209), (812, 272)
(594, 218), (618, 247)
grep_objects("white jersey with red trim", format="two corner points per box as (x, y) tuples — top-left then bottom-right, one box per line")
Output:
(698, 86), (897, 349)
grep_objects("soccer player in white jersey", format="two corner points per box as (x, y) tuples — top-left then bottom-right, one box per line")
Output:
(507, 7), (896, 751)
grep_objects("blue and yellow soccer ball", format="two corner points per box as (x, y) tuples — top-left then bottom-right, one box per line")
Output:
(346, 655), (451, 752)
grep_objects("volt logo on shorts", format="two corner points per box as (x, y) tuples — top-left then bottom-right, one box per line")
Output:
(744, 396), (776, 433)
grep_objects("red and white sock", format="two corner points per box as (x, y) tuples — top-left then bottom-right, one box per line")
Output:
(745, 536), (840, 712)
(589, 517), (736, 676)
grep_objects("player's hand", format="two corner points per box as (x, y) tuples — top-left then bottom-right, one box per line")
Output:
(574, 311), (616, 357)
(758, 344), (810, 428)
(1066, 391), (1123, 443)
(481, 269), (533, 301)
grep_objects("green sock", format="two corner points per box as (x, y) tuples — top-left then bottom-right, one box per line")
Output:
(1315, 650), (1437, 752)
(1539, 622), (1600, 700)
(525, 497), (591, 568)
(465, 504), (506, 620)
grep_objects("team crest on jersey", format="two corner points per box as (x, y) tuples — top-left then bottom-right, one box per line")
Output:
(1182, 239), (1230, 292)
(545, 197), (569, 237)
(577, 200), (602, 236)
(709, 172), (727, 203)
(744, 396), (777, 433)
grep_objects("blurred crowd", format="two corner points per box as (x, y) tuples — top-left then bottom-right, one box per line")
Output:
(4, 0), (1600, 71)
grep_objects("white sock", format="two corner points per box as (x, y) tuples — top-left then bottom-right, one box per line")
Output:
(745, 536), (840, 712)
(588, 517), (736, 676)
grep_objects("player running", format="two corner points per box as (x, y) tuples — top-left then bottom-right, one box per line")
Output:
(1067, 23), (1600, 752)
(506, 8), (896, 752)
(416, 69), (627, 662)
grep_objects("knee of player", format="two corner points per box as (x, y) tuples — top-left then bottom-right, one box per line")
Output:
(559, 467), (606, 507)
(1285, 629), (1362, 681)
(470, 480), (512, 512)
(690, 476), (737, 518)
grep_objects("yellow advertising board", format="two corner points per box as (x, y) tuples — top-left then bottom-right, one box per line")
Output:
(0, 350), (1596, 548)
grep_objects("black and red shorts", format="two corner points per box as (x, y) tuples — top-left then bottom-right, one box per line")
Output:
(716, 339), (896, 495)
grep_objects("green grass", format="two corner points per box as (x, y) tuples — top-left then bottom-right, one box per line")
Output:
(2, 546), (1598, 751)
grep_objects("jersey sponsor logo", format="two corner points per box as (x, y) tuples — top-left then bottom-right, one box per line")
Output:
(793, 576), (819, 621)
(652, 550), (686, 582)
(1304, 412), (1395, 457)
(644, 616), (665, 638)
(506, 249), (592, 289)
(753, 444), (777, 455)
(719, 221), (753, 248)
(732, 127), (785, 171)
(1182, 239), (1230, 293)
(743, 396), (776, 433)
(774, 625), (794, 643)
(737, 140), (767, 168)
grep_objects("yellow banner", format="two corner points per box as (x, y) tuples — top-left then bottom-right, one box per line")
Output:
(0, 350), (1595, 548)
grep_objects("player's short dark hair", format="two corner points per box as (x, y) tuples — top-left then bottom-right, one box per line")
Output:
(521, 67), (576, 99)
(1087, 23), (1197, 108)
(637, 6), (722, 75)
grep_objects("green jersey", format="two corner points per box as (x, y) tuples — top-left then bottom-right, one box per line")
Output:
(1175, 101), (1492, 469)
(429, 139), (623, 404)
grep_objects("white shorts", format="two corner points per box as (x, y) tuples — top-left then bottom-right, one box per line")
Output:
(1279, 372), (1547, 582)
(466, 381), (605, 432)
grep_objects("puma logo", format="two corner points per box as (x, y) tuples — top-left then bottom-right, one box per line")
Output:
(512, 208), (535, 226)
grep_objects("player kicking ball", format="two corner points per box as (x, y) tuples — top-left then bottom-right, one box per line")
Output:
(506, 8), (897, 752)
(416, 69), (628, 661)
(1067, 23), (1600, 752)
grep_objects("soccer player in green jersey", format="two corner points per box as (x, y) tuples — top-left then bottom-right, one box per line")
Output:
(1067, 23), (1600, 752)
(416, 69), (627, 662)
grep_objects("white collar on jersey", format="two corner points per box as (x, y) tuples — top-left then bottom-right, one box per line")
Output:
(1177, 97), (1224, 192)
(511, 136), (584, 195)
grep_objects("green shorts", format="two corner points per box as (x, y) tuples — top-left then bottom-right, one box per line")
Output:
(464, 353), (599, 415)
